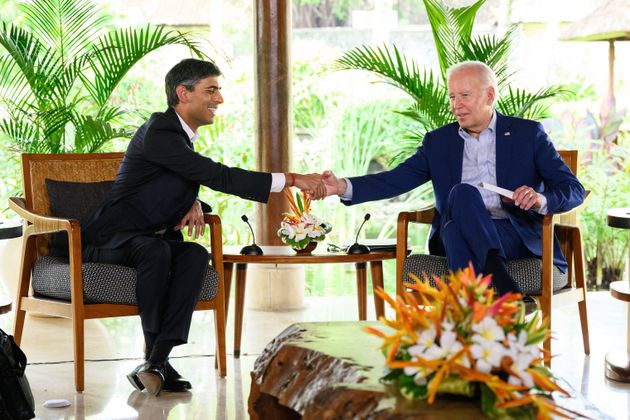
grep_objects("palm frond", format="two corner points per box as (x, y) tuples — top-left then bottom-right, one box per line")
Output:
(0, 22), (78, 109)
(0, 54), (30, 107)
(0, 117), (42, 152)
(20, 0), (107, 64)
(424, 0), (485, 75)
(71, 113), (133, 153)
(461, 27), (516, 89)
(83, 25), (206, 107)
(327, 44), (444, 104)
(497, 86), (572, 120)
(394, 94), (452, 132)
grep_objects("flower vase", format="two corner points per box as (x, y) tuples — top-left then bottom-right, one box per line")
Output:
(293, 241), (317, 255)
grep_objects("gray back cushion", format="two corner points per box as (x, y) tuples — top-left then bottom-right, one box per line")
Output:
(45, 179), (114, 256)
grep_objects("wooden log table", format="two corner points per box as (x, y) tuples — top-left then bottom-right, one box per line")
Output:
(249, 322), (610, 419)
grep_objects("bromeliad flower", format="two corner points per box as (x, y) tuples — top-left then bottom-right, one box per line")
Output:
(363, 264), (583, 419)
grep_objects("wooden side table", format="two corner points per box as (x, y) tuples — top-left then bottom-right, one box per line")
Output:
(606, 208), (630, 382)
(222, 245), (397, 357)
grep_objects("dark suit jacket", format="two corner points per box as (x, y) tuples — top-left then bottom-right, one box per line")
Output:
(83, 107), (272, 248)
(344, 112), (585, 271)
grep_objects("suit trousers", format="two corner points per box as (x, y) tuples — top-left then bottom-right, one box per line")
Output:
(440, 184), (534, 291)
(83, 235), (210, 346)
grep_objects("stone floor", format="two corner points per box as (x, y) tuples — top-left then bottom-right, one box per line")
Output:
(1, 291), (628, 419)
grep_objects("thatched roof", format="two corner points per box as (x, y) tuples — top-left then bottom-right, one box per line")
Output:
(560, 0), (630, 42)
(124, 0), (211, 27)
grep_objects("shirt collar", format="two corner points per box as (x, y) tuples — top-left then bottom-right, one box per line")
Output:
(175, 111), (198, 143)
(458, 109), (497, 138)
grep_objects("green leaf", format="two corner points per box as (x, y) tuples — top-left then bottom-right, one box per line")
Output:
(20, 0), (108, 63)
(83, 25), (207, 107)
(296, 192), (304, 213)
(398, 374), (428, 400)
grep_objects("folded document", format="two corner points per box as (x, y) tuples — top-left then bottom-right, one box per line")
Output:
(480, 182), (514, 199)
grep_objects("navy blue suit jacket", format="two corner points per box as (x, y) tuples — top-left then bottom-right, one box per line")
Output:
(345, 112), (585, 271)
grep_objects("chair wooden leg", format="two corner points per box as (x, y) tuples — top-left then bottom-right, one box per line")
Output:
(13, 235), (35, 344)
(13, 307), (26, 345)
(539, 294), (552, 365)
(573, 227), (590, 354)
(73, 314), (85, 392)
(214, 306), (227, 377)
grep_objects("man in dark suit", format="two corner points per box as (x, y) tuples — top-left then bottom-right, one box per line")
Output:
(320, 61), (585, 306)
(82, 59), (322, 396)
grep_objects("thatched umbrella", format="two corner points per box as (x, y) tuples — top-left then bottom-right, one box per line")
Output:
(560, 0), (630, 99)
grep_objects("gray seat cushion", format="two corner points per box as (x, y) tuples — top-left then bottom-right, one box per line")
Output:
(402, 254), (568, 295)
(32, 256), (219, 304)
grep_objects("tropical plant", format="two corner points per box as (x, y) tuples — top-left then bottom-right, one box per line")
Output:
(545, 98), (629, 288)
(0, 0), (206, 154)
(326, 0), (568, 163)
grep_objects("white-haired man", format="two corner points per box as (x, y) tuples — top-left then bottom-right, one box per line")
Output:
(321, 61), (585, 308)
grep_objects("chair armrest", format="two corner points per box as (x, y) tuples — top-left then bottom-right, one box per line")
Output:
(9, 197), (80, 236)
(396, 206), (435, 255)
(9, 197), (85, 304)
(204, 213), (224, 270)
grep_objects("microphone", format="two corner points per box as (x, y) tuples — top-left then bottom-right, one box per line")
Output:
(240, 215), (263, 255)
(347, 213), (371, 254)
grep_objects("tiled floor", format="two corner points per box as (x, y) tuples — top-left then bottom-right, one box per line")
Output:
(1, 291), (629, 419)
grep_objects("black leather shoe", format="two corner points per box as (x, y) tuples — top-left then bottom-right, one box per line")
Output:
(163, 360), (192, 392)
(126, 363), (145, 391)
(137, 362), (166, 396)
(523, 295), (539, 318)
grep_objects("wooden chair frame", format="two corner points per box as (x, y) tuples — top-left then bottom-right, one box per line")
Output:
(9, 153), (226, 391)
(394, 150), (590, 356)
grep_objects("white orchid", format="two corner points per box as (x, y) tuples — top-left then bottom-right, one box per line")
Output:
(470, 339), (505, 373)
(507, 354), (535, 388)
(472, 316), (505, 344)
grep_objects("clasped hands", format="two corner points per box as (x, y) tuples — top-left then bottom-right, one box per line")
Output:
(289, 170), (345, 200)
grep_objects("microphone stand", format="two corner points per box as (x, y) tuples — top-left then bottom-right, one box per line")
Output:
(240, 215), (263, 255)
(347, 214), (371, 254)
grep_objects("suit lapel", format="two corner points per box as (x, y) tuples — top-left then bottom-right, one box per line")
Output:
(495, 112), (513, 186)
(164, 107), (194, 149)
(448, 124), (464, 185)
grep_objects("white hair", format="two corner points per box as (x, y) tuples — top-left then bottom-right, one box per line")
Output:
(446, 61), (499, 101)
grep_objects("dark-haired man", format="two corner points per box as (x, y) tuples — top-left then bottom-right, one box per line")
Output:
(82, 59), (322, 395)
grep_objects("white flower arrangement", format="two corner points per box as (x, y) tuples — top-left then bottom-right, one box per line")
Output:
(277, 189), (332, 250)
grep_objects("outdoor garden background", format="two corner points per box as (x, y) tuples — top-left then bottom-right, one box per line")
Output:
(0, 0), (628, 298)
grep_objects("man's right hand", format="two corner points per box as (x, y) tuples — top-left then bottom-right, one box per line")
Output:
(291, 173), (324, 198)
(321, 170), (346, 197)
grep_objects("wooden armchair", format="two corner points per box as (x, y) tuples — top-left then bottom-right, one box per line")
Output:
(9, 153), (226, 392)
(394, 150), (590, 356)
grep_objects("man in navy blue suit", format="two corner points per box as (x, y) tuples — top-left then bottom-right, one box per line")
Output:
(321, 61), (585, 305)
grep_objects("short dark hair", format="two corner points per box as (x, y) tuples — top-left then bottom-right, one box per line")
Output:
(165, 59), (222, 107)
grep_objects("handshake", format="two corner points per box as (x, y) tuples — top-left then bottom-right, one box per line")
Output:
(288, 170), (345, 200)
